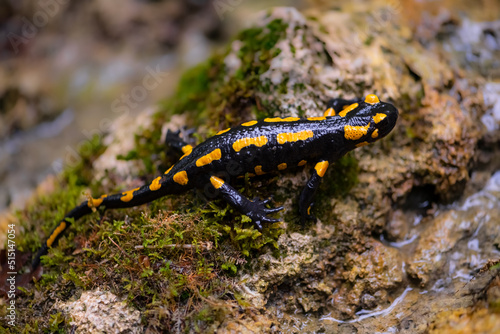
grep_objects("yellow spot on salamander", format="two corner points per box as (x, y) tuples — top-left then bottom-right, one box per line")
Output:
(307, 116), (326, 121)
(46, 221), (67, 248)
(217, 128), (230, 135)
(276, 130), (314, 144)
(344, 123), (370, 141)
(356, 141), (370, 147)
(307, 206), (311, 215)
(179, 145), (193, 160)
(315, 161), (329, 177)
(264, 117), (300, 122)
(371, 129), (379, 138)
(242, 120), (258, 126)
(373, 113), (387, 124)
(149, 176), (162, 191)
(365, 94), (380, 104)
(182, 145), (193, 154)
(324, 107), (335, 117)
(87, 194), (107, 208)
(232, 136), (268, 152)
(210, 176), (225, 189)
(173, 171), (189, 185)
(278, 163), (287, 170)
(254, 165), (265, 175)
(196, 148), (222, 167)
(121, 187), (141, 202)
(339, 103), (358, 117)
(298, 160), (307, 166)
(164, 166), (173, 175)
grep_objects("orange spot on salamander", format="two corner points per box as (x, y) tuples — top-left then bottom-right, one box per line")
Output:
(307, 116), (326, 121)
(298, 160), (307, 166)
(173, 171), (189, 185)
(355, 141), (370, 147)
(278, 163), (287, 170)
(373, 113), (387, 124)
(232, 136), (268, 152)
(149, 176), (162, 191)
(164, 166), (173, 175)
(196, 148), (222, 167)
(365, 94), (380, 104)
(339, 103), (358, 117)
(181, 145), (193, 154)
(121, 187), (141, 202)
(314, 161), (329, 177)
(46, 221), (67, 248)
(217, 128), (231, 135)
(264, 117), (300, 122)
(324, 107), (335, 117)
(87, 194), (107, 208)
(242, 120), (258, 126)
(210, 176), (224, 189)
(179, 145), (193, 160)
(344, 123), (370, 141)
(254, 165), (265, 175)
(276, 130), (313, 145)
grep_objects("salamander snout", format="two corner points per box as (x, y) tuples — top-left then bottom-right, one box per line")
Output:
(339, 94), (399, 147)
(365, 95), (399, 140)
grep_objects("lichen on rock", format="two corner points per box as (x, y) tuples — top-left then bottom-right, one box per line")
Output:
(55, 289), (141, 334)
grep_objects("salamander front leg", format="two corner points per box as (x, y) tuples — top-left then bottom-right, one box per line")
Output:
(299, 160), (330, 225)
(209, 176), (283, 230)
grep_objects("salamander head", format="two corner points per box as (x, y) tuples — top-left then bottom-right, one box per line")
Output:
(340, 94), (399, 147)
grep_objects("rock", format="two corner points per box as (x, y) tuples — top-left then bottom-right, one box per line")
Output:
(408, 171), (500, 286)
(55, 289), (141, 334)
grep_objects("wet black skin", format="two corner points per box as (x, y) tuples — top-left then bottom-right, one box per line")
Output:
(32, 97), (398, 268)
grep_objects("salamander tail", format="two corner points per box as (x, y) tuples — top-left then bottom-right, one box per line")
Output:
(32, 174), (177, 269)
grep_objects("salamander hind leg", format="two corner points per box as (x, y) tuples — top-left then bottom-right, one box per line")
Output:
(209, 176), (283, 230)
(299, 160), (330, 225)
(324, 98), (363, 116)
(326, 97), (362, 110)
(165, 127), (196, 154)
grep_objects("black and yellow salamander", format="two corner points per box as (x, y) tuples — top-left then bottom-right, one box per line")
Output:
(32, 94), (398, 269)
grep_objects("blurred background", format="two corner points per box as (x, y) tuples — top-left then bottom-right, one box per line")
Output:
(0, 0), (498, 214)
(0, 0), (305, 214)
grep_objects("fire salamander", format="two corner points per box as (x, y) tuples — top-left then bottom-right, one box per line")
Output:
(32, 94), (398, 269)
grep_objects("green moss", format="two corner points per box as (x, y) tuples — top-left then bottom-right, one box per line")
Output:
(159, 19), (289, 133)
(61, 134), (106, 186)
(5, 134), (109, 332)
(323, 153), (359, 198)
(201, 201), (283, 258)
(311, 153), (359, 221)
(18, 174), (93, 256)
(47, 313), (66, 333)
